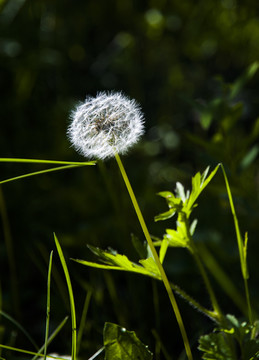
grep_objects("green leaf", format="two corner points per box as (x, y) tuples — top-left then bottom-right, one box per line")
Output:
(73, 245), (161, 280)
(165, 222), (190, 249)
(186, 164), (220, 214)
(198, 332), (235, 360)
(159, 238), (169, 264)
(154, 208), (177, 222)
(131, 234), (148, 259)
(155, 192), (183, 222)
(139, 257), (160, 278)
(199, 316), (259, 360)
(103, 322), (153, 360)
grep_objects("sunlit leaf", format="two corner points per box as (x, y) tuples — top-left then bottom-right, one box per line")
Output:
(139, 257), (160, 278)
(155, 192), (183, 222)
(186, 164), (220, 214)
(103, 322), (153, 360)
(164, 226), (189, 249)
(73, 246), (161, 280)
(159, 239), (169, 264)
(154, 208), (176, 222)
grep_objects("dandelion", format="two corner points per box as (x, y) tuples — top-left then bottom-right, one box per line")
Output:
(67, 92), (144, 160)
(67, 91), (193, 360)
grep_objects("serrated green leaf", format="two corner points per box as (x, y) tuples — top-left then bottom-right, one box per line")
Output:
(199, 316), (259, 360)
(186, 164), (220, 214)
(165, 224), (189, 249)
(103, 322), (153, 360)
(73, 246), (161, 280)
(198, 332), (235, 360)
(139, 257), (160, 278)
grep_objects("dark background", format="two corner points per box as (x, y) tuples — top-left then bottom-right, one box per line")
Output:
(1, 1), (259, 359)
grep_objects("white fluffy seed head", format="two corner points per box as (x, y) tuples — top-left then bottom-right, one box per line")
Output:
(67, 92), (145, 160)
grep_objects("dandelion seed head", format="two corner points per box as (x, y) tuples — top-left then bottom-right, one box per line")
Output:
(67, 92), (145, 160)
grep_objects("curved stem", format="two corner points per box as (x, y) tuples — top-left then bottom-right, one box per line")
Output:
(221, 165), (253, 326)
(115, 153), (193, 360)
(191, 246), (223, 322)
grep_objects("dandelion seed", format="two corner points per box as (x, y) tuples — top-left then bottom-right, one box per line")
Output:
(68, 92), (145, 160)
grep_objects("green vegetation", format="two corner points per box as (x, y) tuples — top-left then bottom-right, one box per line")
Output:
(1, 1), (259, 359)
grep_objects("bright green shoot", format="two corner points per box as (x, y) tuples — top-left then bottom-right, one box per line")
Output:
(54, 233), (77, 360)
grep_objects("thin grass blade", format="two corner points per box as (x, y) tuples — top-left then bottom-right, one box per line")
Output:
(43, 251), (53, 360)
(77, 290), (92, 356)
(54, 234), (77, 360)
(0, 164), (89, 185)
(0, 158), (95, 166)
(32, 316), (69, 360)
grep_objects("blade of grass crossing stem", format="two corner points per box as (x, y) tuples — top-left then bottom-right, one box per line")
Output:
(77, 290), (92, 356)
(43, 251), (53, 360)
(54, 234), (77, 360)
(220, 164), (252, 324)
(32, 316), (69, 360)
(114, 153), (193, 360)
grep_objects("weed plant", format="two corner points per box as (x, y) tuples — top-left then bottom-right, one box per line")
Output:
(0, 66), (259, 359)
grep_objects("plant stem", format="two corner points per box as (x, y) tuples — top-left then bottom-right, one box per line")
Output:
(191, 246), (222, 322)
(180, 211), (223, 323)
(115, 153), (193, 360)
(221, 165), (253, 325)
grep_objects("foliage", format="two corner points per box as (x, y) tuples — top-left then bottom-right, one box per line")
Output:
(75, 163), (259, 358)
(1, 0), (259, 358)
(103, 322), (153, 360)
(198, 315), (259, 360)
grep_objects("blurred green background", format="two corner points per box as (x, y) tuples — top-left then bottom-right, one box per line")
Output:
(1, 0), (259, 358)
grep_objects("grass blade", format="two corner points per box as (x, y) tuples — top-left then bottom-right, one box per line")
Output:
(54, 234), (77, 360)
(43, 251), (53, 360)
(220, 164), (252, 324)
(32, 316), (69, 360)
(0, 158), (95, 166)
(77, 290), (92, 356)
(0, 164), (90, 185)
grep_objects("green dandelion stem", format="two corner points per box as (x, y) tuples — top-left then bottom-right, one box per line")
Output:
(115, 152), (193, 360)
